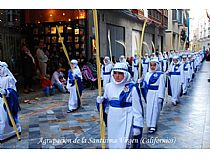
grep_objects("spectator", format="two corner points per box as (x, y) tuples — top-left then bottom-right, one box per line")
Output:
(81, 60), (97, 90)
(36, 41), (48, 76)
(49, 46), (60, 74)
(21, 45), (36, 93)
(87, 59), (97, 78)
(51, 66), (66, 93)
(40, 74), (55, 96)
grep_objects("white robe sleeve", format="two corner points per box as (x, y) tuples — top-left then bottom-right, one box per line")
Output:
(158, 74), (166, 99)
(66, 76), (71, 91)
(180, 65), (185, 84)
(132, 61), (135, 72)
(101, 65), (104, 80)
(168, 62), (173, 72)
(108, 64), (113, 72)
(187, 64), (191, 79)
(131, 87), (144, 128)
(103, 84), (108, 99)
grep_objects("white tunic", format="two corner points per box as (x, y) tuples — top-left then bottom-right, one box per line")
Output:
(182, 62), (191, 93)
(188, 60), (194, 81)
(67, 67), (83, 111)
(142, 58), (150, 77)
(162, 59), (168, 72)
(103, 82), (144, 149)
(0, 76), (21, 141)
(168, 63), (184, 103)
(143, 72), (165, 127)
(132, 58), (139, 82)
(101, 63), (113, 90)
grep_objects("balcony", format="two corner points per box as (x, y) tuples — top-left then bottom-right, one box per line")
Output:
(148, 9), (162, 25)
(131, 9), (144, 17)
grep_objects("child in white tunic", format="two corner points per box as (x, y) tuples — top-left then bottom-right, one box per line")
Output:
(142, 54), (150, 77)
(187, 54), (194, 82)
(96, 62), (144, 149)
(181, 55), (191, 94)
(132, 54), (139, 82)
(101, 56), (113, 90)
(67, 59), (84, 113)
(139, 58), (165, 134)
(162, 52), (168, 72)
(168, 56), (184, 106)
(0, 61), (21, 142)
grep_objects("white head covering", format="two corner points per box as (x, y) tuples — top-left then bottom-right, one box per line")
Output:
(0, 61), (17, 91)
(103, 56), (110, 65)
(172, 55), (180, 64)
(158, 52), (163, 61)
(163, 52), (168, 59)
(119, 55), (126, 63)
(0, 61), (17, 82)
(173, 55), (179, 59)
(71, 59), (78, 65)
(149, 58), (159, 72)
(70, 59), (82, 79)
(111, 62), (131, 85)
(182, 55), (187, 58)
(71, 59), (78, 68)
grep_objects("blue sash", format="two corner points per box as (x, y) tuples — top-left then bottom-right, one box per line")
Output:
(103, 72), (111, 75)
(171, 72), (180, 75)
(183, 63), (188, 71)
(109, 100), (132, 108)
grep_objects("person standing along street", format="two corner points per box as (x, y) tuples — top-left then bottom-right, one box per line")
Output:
(21, 45), (36, 93)
(51, 66), (66, 93)
(36, 41), (48, 76)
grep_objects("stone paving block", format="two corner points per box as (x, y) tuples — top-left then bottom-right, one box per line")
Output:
(29, 124), (39, 128)
(46, 110), (55, 115)
(29, 131), (41, 139)
(29, 127), (40, 132)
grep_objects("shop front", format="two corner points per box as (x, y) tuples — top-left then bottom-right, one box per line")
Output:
(23, 9), (87, 71)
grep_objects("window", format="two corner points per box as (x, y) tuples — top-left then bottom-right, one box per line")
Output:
(172, 9), (177, 21)
(178, 9), (182, 24)
(107, 24), (125, 59)
(148, 10), (151, 16)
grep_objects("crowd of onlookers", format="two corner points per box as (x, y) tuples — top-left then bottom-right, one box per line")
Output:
(19, 40), (99, 96)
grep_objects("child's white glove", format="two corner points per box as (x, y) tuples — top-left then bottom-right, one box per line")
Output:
(96, 96), (104, 104)
(137, 77), (143, 84)
(0, 89), (6, 95)
(133, 128), (141, 136)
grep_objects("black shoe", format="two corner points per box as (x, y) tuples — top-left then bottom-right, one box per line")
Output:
(148, 127), (156, 134)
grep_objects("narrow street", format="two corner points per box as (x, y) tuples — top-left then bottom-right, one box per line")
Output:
(0, 61), (210, 149)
